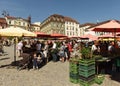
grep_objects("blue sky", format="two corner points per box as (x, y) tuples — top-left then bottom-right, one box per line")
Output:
(0, 0), (120, 24)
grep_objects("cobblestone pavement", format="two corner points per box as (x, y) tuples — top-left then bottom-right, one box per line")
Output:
(0, 46), (120, 86)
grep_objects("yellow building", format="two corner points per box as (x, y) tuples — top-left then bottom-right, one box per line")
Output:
(40, 14), (64, 34)
(40, 14), (80, 37)
(5, 16), (31, 31)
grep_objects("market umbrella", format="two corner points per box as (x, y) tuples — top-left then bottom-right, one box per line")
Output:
(80, 34), (98, 41)
(0, 27), (36, 37)
(0, 26), (36, 63)
(98, 34), (114, 38)
(116, 32), (120, 36)
(89, 20), (120, 41)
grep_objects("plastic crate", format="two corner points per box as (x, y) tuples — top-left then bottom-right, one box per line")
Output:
(79, 78), (95, 86)
(79, 75), (95, 81)
(69, 63), (79, 74)
(69, 59), (79, 84)
(79, 64), (95, 70)
(70, 72), (79, 84)
(79, 69), (95, 77)
(79, 59), (95, 66)
(70, 78), (78, 84)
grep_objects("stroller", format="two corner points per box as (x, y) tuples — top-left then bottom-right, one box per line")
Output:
(17, 53), (33, 70)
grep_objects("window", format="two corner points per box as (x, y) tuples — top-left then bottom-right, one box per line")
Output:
(73, 32), (74, 35)
(19, 22), (21, 25)
(9, 21), (11, 24)
(67, 32), (69, 35)
(14, 21), (17, 25)
(23, 22), (25, 26)
(72, 27), (74, 30)
(76, 28), (78, 31)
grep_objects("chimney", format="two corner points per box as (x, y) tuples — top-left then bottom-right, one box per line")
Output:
(28, 15), (31, 24)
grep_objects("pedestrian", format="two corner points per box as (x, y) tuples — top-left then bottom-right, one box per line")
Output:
(91, 41), (100, 55)
(37, 54), (43, 68)
(17, 40), (23, 57)
(51, 41), (58, 62)
(43, 41), (49, 64)
(32, 53), (38, 69)
(0, 40), (4, 55)
(58, 42), (65, 62)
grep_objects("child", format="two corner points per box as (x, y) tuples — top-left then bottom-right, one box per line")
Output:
(32, 53), (38, 69)
(37, 54), (43, 68)
(58, 43), (65, 62)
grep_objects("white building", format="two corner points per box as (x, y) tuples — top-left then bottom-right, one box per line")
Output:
(31, 22), (41, 32)
(5, 16), (30, 30)
(40, 14), (80, 37)
(79, 23), (96, 36)
(64, 17), (80, 37)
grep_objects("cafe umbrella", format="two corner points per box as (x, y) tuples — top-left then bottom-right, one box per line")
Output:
(89, 20), (120, 42)
(0, 26), (36, 63)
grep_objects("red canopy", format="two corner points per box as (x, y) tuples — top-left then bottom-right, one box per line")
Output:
(50, 33), (67, 38)
(34, 32), (50, 37)
(81, 34), (98, 41)
(98, 34), (115, 38)
(90, 20), (120, 32)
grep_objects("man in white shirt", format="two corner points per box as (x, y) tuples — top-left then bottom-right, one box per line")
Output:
(51, 41), (57, 62)
(91, 41), (100, 55)
(52, 41), (57, 49)
(17, 40), (23, 57)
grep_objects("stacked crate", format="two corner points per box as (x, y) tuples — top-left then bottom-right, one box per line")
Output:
(69, 59), (79, 84)
(79, 59), (95, 86)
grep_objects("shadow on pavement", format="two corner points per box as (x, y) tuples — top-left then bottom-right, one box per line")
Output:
(111, 72), (120, 82)
(0, 64), (11, 68)
(0, 61), (19, 69)
(0, 57), (10, 61)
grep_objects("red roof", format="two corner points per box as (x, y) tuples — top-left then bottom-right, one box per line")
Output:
(6, 16), (16, 19)
(0, 18), (7, 24)
(6, 16), (28, 22)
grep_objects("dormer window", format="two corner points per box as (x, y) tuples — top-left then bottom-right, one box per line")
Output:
(9, 20), (11, 24)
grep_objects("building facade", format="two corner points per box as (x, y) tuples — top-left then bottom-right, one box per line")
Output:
(64, 17), (80, 37)
(5, 16), (31, 31)
(0, 18), (7, 29)
(79, 23), (95, 36)
(30, 22), (41, 32)
(40, 14), (80, 37)
(40, 14), (65, 34)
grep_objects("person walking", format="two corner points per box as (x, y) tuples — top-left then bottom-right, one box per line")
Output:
(43, 41), (49, 64)
(17, 40), (23, 57)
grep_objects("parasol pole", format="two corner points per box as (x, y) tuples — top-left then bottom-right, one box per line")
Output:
(14, 37), (16, 64)
(114, 28), (116, 46)
(14, 23), (17, 65)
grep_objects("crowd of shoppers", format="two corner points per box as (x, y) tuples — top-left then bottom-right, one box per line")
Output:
(15, 39), (80, 70)
(1, 37), (120, 72)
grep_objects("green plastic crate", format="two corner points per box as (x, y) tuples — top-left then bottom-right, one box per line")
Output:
(69, 59), (79, 84)
(69, 63), (79, 74)
(79, 59), (95, 66)
(70, 78), (78, 84)
(79, 75), (95, 81)
(79, 78), (95, 86)
(79, 69), (95, 77)
(79, 64), (95, 70)
(69, 72), (79, 84)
